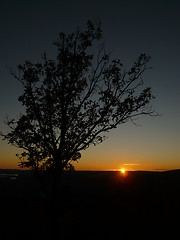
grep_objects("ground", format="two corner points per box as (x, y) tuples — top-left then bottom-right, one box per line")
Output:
(0, 169), (180, 239)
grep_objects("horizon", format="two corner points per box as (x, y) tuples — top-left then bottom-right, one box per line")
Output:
(0, 166), (180, 173)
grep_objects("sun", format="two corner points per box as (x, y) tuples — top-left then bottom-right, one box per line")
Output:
(120, 168), (125, 174)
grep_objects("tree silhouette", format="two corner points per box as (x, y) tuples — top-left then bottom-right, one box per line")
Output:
(1, 20), (155, 186)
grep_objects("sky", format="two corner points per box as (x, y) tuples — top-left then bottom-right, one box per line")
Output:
(0, 0), (180, 171)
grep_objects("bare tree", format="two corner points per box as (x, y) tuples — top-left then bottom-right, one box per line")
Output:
(1, 20), (155, 187)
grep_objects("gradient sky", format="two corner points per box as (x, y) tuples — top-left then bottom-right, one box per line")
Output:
(0, 0), (180, 170)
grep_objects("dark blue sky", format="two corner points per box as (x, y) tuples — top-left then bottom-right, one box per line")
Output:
(0, 0), (180, 170)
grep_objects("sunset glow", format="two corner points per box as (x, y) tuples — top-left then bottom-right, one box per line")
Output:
(120, 168), (125, 174)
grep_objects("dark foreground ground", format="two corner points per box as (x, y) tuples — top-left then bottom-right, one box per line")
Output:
(0, 169), (180, 239)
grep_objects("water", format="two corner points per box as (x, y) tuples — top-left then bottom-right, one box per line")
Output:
(0, 172), (19, 180)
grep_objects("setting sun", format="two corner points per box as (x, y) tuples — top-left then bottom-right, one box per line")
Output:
(120, 168), (125, 174)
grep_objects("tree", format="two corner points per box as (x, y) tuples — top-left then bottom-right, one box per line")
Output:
(1, 20), (155, 186)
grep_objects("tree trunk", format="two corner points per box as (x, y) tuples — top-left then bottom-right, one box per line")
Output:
(48, 171), (62, 238)
(33, 167), (64, 238)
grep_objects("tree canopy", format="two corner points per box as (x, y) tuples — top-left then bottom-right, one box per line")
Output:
(1, 21), (155, 176)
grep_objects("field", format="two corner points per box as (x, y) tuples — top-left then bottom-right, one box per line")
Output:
(0, 169), (180, 239)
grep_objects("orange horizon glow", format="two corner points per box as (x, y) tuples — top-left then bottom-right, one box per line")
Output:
(0, 159), (180, 172)
(0, 158), (180, 172)
(0, 162), (180, 172)
(0, 149), (180, 171)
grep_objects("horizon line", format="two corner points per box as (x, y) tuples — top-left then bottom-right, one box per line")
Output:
(0, 168), (180, 172)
